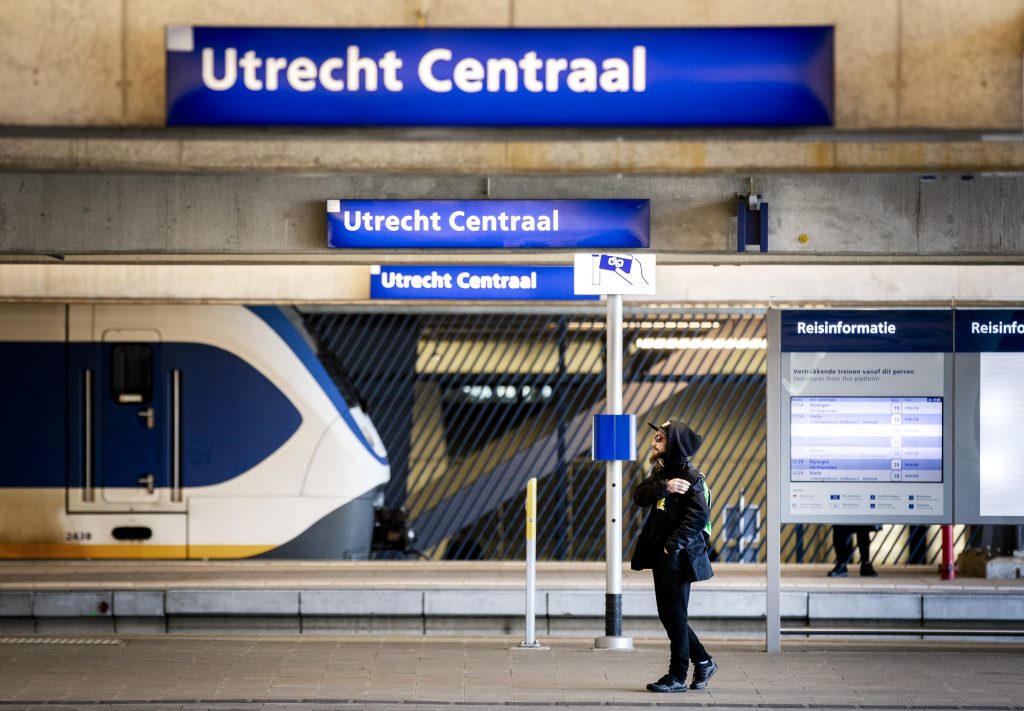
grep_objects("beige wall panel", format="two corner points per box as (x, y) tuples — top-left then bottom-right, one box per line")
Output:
(507, 142), (709, 173)
(0, 0), (123, 125)
(703, 142), (836, 171)
(512, 0), (901, 129)
(0, 264), (370, 301)
(412, 0), (513, 26)
(123, 0), (414, 125)
(836, 141), (1024, 171)
(178, 139), (508, 173)
(899, 0), (1024, 129)
(1, 0), (1021, 131)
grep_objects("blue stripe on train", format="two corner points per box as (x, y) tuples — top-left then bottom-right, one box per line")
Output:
(161, 342), (302, 487)
(1, 341), (301, 488)
(247, 306), (387, 465)
(0, 343), (66, 487)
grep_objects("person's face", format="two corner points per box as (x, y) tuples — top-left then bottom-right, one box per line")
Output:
(649, 430), (667, 464)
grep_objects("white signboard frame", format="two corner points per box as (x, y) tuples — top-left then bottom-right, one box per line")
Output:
(573, 253), (656, 296)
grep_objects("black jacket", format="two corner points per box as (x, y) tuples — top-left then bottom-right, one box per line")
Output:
(629, 422), (713, 582)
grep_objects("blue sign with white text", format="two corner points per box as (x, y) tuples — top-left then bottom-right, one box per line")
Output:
(955, 309), (1024, 352)
(328, 199), (649, 249)
(370, 266), (597, 301)
(166, 26), (834, 126)
(781, 310), (954, 353)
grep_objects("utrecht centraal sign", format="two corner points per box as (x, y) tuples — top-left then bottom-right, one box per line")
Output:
(326, 199), (649, 249)
(166, 26), (833, 126)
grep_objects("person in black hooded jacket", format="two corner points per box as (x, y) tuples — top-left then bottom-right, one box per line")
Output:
(630, 420), (716, 693)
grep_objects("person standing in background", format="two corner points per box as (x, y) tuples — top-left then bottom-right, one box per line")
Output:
(828, 525), (878, 577)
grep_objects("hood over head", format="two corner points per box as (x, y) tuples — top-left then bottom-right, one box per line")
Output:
(648, 419), (703, 469)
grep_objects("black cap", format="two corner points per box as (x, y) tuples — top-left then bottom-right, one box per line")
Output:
(647, 421), (669, 436)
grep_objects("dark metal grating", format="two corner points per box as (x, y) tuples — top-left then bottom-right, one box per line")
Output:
(305, 306), (979, 565)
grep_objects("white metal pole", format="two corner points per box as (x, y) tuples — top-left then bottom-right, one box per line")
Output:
(595, 293), (632, 650)
(766, 308), (782, 653)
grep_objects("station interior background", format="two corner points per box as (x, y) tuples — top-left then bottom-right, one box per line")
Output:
(304, 305), (976, 565)
(4, 0), (1024, 568)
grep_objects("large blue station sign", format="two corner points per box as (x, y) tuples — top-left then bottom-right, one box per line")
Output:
(166, 26), (834, 126)
(370, 265), (597, 301)
(327, 199), (649, 249)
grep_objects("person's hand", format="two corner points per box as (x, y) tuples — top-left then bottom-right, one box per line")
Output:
(665, 478), (690, 495)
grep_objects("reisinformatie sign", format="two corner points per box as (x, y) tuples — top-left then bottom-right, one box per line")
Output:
(954, 309), (1024, 523)
(777, 310), (953, 524)
(165, 26), (833, 127)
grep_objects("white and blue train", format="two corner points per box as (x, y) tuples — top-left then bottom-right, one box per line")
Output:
(0, 304), (390, 559)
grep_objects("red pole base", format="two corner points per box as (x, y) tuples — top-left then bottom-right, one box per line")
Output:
(940, 524), (956, 581)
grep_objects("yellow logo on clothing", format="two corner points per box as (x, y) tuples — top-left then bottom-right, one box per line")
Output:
(656, 497), (666, 511)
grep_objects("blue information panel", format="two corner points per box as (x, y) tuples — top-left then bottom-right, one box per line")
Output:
(370, 265), (597, 301)
(166, 26), (834, 126)
(329, 199), (649, 249)
(592, 414), (637, 462)
(953, 309), (1024, 522)
(955, 309), (1024, 352)
(778, 309), (953, 524)
(781, 310), (954, 353)
(790, 396), (944, 484)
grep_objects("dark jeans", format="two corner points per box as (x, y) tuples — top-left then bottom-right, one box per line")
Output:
(833, 525), (872, 565)
(652, 565), (710, 679)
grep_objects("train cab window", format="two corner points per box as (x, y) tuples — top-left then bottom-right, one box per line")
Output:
(322, 350), (367, 410)
(110, 344), (152, 404)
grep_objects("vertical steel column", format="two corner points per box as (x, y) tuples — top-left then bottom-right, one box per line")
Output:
(595, 294), (632, 650)
(519, 477), (542, 649)
(765, 308), (782, 653)
(555, 317), (568, 560)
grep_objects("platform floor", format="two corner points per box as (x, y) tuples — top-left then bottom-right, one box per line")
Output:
(0, 634), (1021, 710)
(2, 561), (1023, 640)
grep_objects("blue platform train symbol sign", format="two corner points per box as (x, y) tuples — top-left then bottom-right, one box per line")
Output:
(597, 255), (636, 284)
(573, 253), (656, 296)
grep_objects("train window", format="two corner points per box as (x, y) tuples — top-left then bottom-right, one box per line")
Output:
(321, 350), (367, 411)
(110, 344), (152, 404)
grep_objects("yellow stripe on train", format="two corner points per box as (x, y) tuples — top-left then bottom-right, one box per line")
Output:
(0, 544), (277, 559)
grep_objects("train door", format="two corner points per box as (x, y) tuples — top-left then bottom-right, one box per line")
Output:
(98, 330), (168, 505)
(67, 307), (187, 525)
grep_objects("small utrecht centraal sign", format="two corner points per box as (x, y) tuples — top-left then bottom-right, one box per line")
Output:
(370, 265), (597, 301)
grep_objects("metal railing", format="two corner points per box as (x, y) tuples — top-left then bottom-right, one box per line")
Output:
(305, 306), (982, 566)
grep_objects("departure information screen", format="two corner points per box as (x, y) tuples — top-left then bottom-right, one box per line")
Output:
(790, 396), (943, 483)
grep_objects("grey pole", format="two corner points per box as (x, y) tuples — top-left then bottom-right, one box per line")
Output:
(765, 308), (782, 653)
(595, 293), (633, 650)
